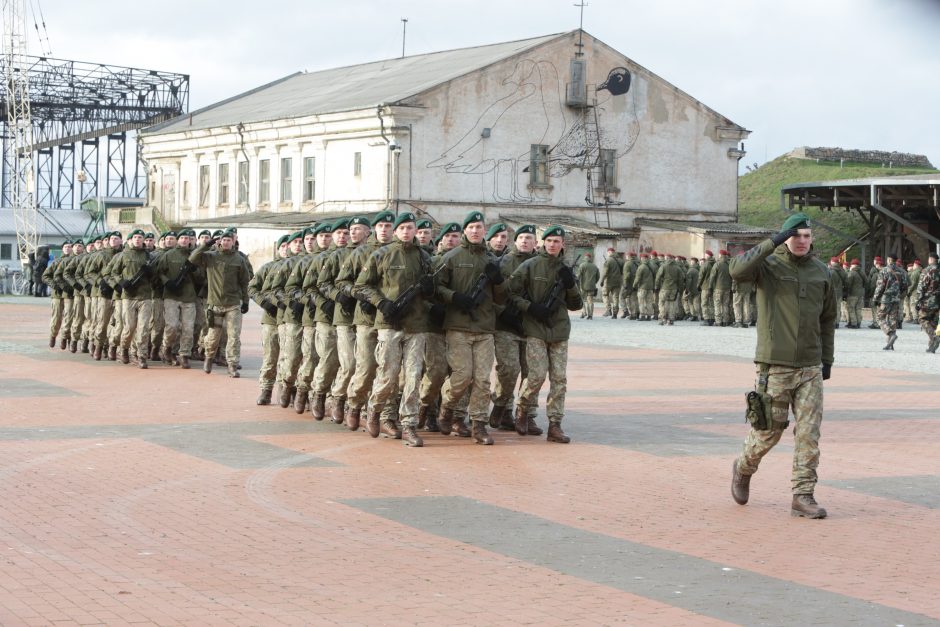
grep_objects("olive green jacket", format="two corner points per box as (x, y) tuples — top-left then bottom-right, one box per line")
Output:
(509, 250), (582, 343)
(249, 258), (281, 326)
(338, 236), (384, 328)
(354, 239), (433, 333)
(600, 256), (623, 289)
(156, 246), (199, 303)
(108, 246), (154, 300)
(654, 259), (685, 295)
(730, 239), (836, 367)
(286, 248), (323, 327)
(633, 261), (654, 290)
(189, 243), (250, 307)
(319, 242), (358, 326)
(435, 236), (508, 333)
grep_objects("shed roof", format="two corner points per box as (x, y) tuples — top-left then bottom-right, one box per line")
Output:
(636, 218), (774, 236)
(499, 213), (622, 237)
(0, 208), (92, 238)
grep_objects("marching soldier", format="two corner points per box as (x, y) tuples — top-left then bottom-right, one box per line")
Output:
(654, 253), (683, 325)
(290, 225), (333, 413)
(156, 229), (199, 369)
(107, 229), (154, 368)
(267, 230), (305, 407)
(684, 257), (701, 321)
(867, 256), (884, 328)
(63, 239), (87, 353)
(633, 253), (654, 320)
(873, 255), (903, 351)
(45, 240), (71, 348)
(907, 260), (922, 323)
(250, 235), (290, 405)
(844, 259), (865, 328)
(577, 251), (599, 319)
(699, 250), (716, 325)
(599, 248), (622, 318)
(914, 252), (939, 353)
(711, 250), (733, 326)
(88, 232), (123, 360)
(620, 252), (639, 319)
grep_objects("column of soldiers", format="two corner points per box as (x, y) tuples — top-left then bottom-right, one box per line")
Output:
(45, 227), (253, 374)
(251, 211), (582, 447)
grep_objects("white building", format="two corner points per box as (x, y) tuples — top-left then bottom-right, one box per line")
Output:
(141, 30), (753, 262)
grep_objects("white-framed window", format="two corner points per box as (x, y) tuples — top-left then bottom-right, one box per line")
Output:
(280, 157), (292, 203)
(304, 157), (316, 202)
(529, 144), (549, 186)
(218, 163), (230, 205)
(182, 180), (190, 205)
(237, 161), (249, 205)
(353, 152), (361, 177)
(199, 165), (210, 207)
(259, 159), (270, 203)
(599, 149), (617, 189)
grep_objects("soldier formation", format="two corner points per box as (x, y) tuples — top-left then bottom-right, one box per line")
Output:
(248, 211), (581, 448)
(44, 228), (253, 373)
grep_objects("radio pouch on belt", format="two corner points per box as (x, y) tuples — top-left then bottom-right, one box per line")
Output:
(206, 308), (219, 328)
(744, 364), (789, 431)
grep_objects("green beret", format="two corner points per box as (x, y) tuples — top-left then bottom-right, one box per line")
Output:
(229, 227), (238, 233)
(198, 229), (212, 238)
(303, 226), (315, 236)
(462, 211), (485, 228)
(514, 224), (536, 237)
(348, 215), (370, 228)
(332, 218), (351, 231)
(128, 228), (145, 238)
(276, 234), (290, 247)
(62, 239), (71, 246)
(393, 212), (416, 228)
(212, 229), (224, 237)
(781, 212), (811, 231)
(164, 231), (178, 238)
(416, 219), (433, 230)
(178, 228), (196, 237)
(542, 225), (566, 239)
(439, 222), (461, 235)
(288, 230), (304, 242)
(144, 232), (155, 239)
(93, 234), (104, 242)
(371, 211), (395, 226)
(486, 223), (507, 240)
(220, 229), (235, 239)
(314, 222), (333, 235)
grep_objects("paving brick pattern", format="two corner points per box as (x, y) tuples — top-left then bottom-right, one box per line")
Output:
(1, 299), (938, 625)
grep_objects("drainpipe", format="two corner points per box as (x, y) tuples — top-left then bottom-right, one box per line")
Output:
(377, 105), (392, 210)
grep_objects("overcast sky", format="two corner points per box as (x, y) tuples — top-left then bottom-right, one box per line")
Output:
(31, 0), (940, 168)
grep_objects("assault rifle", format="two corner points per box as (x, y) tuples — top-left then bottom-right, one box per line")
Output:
(385, 264), (445, 321)
(465, 272), (489, 321)
(166, 260), (197, 294)
(540, 277), (566, 328)
(127, 257), (154, 290)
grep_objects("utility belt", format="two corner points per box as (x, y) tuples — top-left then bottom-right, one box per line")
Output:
(744, 363), (790, 431)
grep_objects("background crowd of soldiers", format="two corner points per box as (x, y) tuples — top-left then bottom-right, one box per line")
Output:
(574, 247), (940, 353)
(248, 211), (582, 448)
(44, 228), (253, 373)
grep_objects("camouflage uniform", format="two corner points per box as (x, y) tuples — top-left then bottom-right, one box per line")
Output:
(867, 263), (883, 328)
(906, 264), (922, 322)
(155, 245), (198, 360)
(620, 255), (639, 318)
(307, 245), (341, 408)
(633, 257), (654, 318)
(249, 256), (282, 393)
(844, 266), (866, 328)
(711, 256), (733, 325)
(684, 261), (701, 320)
(189, 241), (251, 369)
(576, 258), (599, 319)
(286, 243), (324, 400)
(108, 245), (154, 360)
(44, 253), (68, 342)
(914, 260), (939, 352)
(491, 245), (536, 424)
(873, 263), (902, 340)
(653, 258), (683, 323)
(699, 255), (715, 323)
(732, 279), (754, 326)
(599, 254), (623, 317)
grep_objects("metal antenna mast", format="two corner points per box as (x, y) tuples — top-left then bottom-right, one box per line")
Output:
(574, 1), (587, 57)
(401, 18), (408, 58)
(3, 0), (38, 261)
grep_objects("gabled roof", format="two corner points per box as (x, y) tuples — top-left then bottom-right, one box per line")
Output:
(636, 218), (773, 236)
(144, 33), (564, 135)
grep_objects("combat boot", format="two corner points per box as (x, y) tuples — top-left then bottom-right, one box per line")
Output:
(256, 388), (273, 406)
(345, 406), (361, 431)
(868, 322), (879, 329)
(180, 356), (191, 369)
(228, 363), (239, 378)
(138, 355), (148, 370)
(417, 404), (431, 430)
(120, 348), (130, 364)
(498, 406), (516, 431)
(928, 336), (939, 353)
(49, 336), (56, 348)
(424, 404), (440, 432)
(471, 421), (494, 445)
(80, 339), (90, 353)
(791, 494), (827, 519)
(310, 392), (326, 420)
(526, 416), (543, 436)
(602, 309), (611, 317)
(293, 389), (308, 413)
(402, 426), (424, 447)
(330, 397), (346, 424)
(366, 406), (382, 438)
(488, 405), (505, 429)
(149, 346), (159, 361)
(731, 460), (750, 505)
(108, 345), (117, 361)
(450, 416), (471, 438)
(380, 419), (402, 439)
(203, 357), (213, 373)
(883, 331), (897, 351)
(437, 408), (455, 435)
(620, 311), (628, 319)
(546, 422), (570, 443)
(59, 337), (68, 350)
(69, 339), (78, 353)
(278, 385), (292, 408)
(514, 405), (528, 436)
(93, 344), (102, 361)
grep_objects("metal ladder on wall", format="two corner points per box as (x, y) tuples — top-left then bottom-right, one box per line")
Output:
(581, 88), (610, 229)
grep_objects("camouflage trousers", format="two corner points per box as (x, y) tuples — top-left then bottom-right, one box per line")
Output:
(60, 297), (74, 340)
(331, 325), (357, 402)
(919, 307), (939, 341)
(204, 305), (242, 367)
(657, 290), (678, 322)
(603, 287), (620, 315)
(109, 299), (124, 347)
(312, 322), (339, 395)
(94, 297), (114, 347)
(121, 299), (153, 356)
(877, 301), (900, 336)
(683, 292), (701, 319)
(442, 330), (494, 423)
(737, 364), (824, 494)
(581, 292), (595, 318)
(258, 323), (280, 391)
(193, 297), (206, 352)
(346, 326), (378, 409)
(733, 291), (753, 324)
(492, 331), (526, 410)
(162, 299), (196, 357)
(846, 296), (862, 327)
(701, 289), (714, 320)
(276, 322), (303, 387)
(713, 289), (732, 324)
(620, 288), (637, 317)
(48, 297), (65, 339)
(371, 329), (427, 427)
(419, 333), (448, 407)
(69, 294), (87, 341)
(637, 288), (654, 316)
(832, 289), (843, 323)
(150, 297), (165, 350)
(518, 337), (569, 424)
(903, 294), (915, 321)
(295, 325), (318, 392)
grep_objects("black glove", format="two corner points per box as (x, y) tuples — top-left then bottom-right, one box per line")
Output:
(359, 300), (376, 315)
(452, 292), (475, 312)
(527, 302), (553, 322)
(822, 363), (832, 380)
(111, 284), (121, 295)
(322, 300), (335, 319)
(429, 303), (446, 327)
(558, 265), (576, 289)
(378, 299), (398, 320)
(420, 275), (435, 296)
(119, 279), (132, 292)
(140, 264), (153, 278)
(165, 277), (182, 293)
(241, 302), (249, 314)
(305, 297), (317, 316)
(770, 228), (799, 247)
(337, 292), (356, 313)
(484, 262), (504, 285)
(261, 300), (278, 317)
(64, 285), (74, 297)
(276, 300), (287, 310)
(497, 307), (523, 330)
(290, 300), (303, 319)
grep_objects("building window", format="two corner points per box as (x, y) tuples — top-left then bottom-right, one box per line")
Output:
(0, 243), (12, 260)
(530, 144), (549, 186)
(182, 180), (190, 205)
(598, 149), (617, 189)
(218, 163), (230, 205)
(280, 157), (292, 203)
(353, 152), (361, 177)
(199, 165), (210, 207)
(237, 161), (249, 205)
(149, 181), (156, 201)
(304, 157), (316, 202)
(259, 159), (270, 203)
